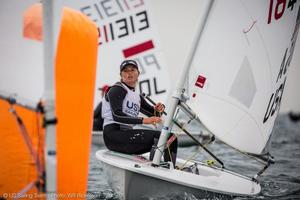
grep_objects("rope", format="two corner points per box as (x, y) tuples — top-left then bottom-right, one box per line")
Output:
(178, 147), (202, 170)
(177, 134), (215, 170)
(167, 146), (173, 165)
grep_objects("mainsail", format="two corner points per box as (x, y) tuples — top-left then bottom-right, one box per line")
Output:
(187, 0), (300, 155)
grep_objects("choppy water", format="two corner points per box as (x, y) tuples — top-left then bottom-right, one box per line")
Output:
(87, 114), (300, 200)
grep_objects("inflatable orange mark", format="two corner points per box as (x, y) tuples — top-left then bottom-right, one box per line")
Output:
(55, 7), (98, 199)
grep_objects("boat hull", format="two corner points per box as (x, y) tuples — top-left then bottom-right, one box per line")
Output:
(96, 150), (261, 199)
(101, 161), (232, 199)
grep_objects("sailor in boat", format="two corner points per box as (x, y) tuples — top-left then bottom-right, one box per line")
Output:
(93, 84), (110, 131)
(101, 60), (177, 165)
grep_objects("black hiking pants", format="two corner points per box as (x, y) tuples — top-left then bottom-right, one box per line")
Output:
(103, 123), (177, 165)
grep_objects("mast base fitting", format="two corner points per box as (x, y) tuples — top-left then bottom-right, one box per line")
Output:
(151, 163), (159, 167)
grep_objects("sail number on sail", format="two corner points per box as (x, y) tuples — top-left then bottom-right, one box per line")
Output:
(76, 0), (170, 103)
(136, 53), (167, 96)
(80, 0), (148, 46)
(267, 0), (297, 24)
(263, 3), (299, 123)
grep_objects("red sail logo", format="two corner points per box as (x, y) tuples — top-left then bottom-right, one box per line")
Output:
(195, 75), (206, 88)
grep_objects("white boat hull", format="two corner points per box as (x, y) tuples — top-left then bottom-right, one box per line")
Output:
(96, 150), (261, 199)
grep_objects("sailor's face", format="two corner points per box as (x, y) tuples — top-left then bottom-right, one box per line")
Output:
(121, 66), (139, 86)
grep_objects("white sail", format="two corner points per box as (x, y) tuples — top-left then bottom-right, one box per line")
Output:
(59, 0), (171, 105)
(187, 0), (300, 155)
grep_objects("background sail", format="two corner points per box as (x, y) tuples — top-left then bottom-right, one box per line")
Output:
(60, 0), (171, 105)
(1, 0), (171, 105)
(187, 0), (300, 155)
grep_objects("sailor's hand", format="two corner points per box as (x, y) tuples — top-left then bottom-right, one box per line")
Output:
(143, 117), (162, 125)
(154, 103), (165, 113)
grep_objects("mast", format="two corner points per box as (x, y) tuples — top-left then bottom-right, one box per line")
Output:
(43, 0), (61, 198)
(152, 0), (215, 166)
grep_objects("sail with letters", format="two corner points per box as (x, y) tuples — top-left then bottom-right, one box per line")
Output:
(61, 0), (171, 105)
(0, 1), (98, 198)
(187, 0), (300, 155)
(96, 0), (300, 199)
